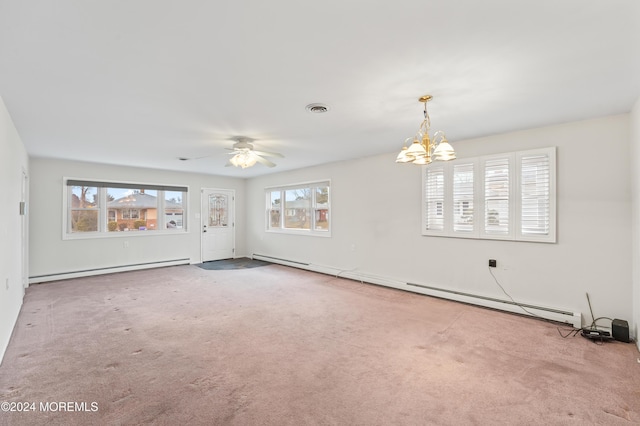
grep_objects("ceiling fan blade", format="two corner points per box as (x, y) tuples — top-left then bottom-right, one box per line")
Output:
(178, 153), (216, 161)
(253, 150), (284, 158)
(254, 155), (276, 167)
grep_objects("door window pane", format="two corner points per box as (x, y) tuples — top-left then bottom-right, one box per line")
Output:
(209, 194), (228, 227)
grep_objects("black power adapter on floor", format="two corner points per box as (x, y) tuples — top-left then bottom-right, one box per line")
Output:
(612, 319), (630, 343)
(582, 293), (632, 343)
(580, 319), (631, 343)
(580, 328), (612, 341)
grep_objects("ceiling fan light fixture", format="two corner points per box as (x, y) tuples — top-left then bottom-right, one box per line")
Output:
(229, 152), (257, 169)
(225, 137), (284, 169)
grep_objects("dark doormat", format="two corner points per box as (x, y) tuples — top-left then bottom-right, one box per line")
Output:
(195, 257), (272, 270)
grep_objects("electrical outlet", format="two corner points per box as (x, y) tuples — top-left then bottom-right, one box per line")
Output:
(123, 241), (129, 248)
(489, 259), (497, 268)
(5, 278), (9, 290)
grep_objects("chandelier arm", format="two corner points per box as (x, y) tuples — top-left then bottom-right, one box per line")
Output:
(432, 130), (446, 143)
(423, 101), (431, 129)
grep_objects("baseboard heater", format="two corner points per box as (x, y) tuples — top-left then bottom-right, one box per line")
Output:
(29, 258), (191, 284)
(251, 254), (310, 267)
(252, 253), (582, 329)
(406, 282), (581, 328)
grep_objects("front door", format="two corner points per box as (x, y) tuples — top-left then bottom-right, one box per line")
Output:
(201, 188), (235, 262)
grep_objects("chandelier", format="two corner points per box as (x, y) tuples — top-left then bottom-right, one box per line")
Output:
(396, 95), (456, 165)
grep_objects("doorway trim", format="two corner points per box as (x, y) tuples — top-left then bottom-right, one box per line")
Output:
(21, 168), (29, 290)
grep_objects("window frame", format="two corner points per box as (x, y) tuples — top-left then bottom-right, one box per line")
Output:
(63, 178), (189, 239)
(422, 147), (556, 243)
(265, 180), (331, 237)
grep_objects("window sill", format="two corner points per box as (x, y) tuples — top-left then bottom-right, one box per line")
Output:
(266, 229), (331, 238)
(63, 229), (189, 240)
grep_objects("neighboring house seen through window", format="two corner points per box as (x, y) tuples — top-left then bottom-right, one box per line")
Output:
(266, 181), (330, 236)
(65, 179), (188, 237)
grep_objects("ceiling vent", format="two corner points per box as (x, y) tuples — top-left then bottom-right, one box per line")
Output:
(305, 103), (330, 113)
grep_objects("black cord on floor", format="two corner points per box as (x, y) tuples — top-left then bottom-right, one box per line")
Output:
(557, 327), (581, 338)
(488, 266), (544, 319)
(488, 266), (583, 338)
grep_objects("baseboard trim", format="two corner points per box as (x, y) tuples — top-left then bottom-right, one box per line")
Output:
(29, 258), (191, 284)
(251, 254), (310, 267)
(252, 253), (582, 328)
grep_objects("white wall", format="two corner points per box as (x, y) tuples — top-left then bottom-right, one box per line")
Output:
(247, 115), (632, 327)
(0, 96), (29, 364)
(29, 158), (247, 279)
(631, 97), (640, 349)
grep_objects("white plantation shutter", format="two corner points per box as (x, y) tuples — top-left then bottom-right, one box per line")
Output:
(422, 147), (556, 242)
(518, 148), (556, 242)
(484, 157), (511, 236)
(453, 163), (474, 233)
(424, 166), (445, 232)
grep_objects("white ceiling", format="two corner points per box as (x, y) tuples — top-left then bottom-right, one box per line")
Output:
(1, 1), (639, 178)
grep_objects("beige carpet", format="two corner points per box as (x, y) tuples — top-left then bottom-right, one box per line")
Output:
(1, 264), (639, 425)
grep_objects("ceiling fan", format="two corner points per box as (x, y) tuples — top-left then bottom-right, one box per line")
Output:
(225, 138), (284, 169)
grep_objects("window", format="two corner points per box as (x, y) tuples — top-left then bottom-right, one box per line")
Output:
(266, 181), (330, 236)
(314, 186), (329, 231)
(484, 157), (510, 237)
(122, 209), (141, 220)
(519, 151), (551, 238)
(453, 163), (474, 233)
(425, 166), (444, 232)
(285, 188), (311, 229)
(268, 190), (282, 229)
(423, 147), (556, 243)
(69, 186), (98, 233)
(64, 179), (188, 238)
